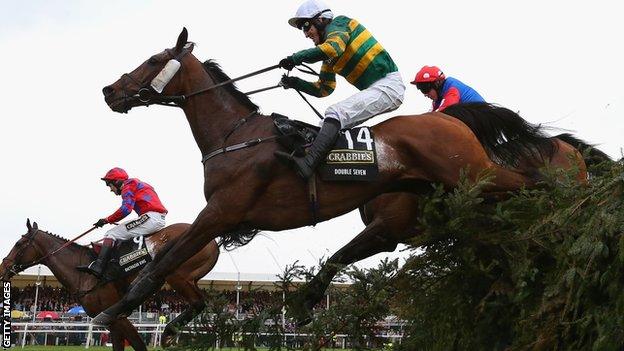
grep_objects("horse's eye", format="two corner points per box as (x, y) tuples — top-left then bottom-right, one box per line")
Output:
(148, 57), (159, 65)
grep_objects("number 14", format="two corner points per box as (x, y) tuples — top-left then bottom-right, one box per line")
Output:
(344, 128), (374, 151)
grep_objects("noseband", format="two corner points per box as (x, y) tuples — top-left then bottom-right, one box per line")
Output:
(119, 48), (193, 108)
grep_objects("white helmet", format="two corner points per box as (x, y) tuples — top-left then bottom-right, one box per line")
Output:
(288, 0), (334, 29)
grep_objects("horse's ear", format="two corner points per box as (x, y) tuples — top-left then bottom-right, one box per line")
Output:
(26, 219), (32, 230)
(33, 222), (38, 231)
(175, 27), (189, 53)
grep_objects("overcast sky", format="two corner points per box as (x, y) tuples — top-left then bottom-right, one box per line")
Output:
(1, 1), (622, 280)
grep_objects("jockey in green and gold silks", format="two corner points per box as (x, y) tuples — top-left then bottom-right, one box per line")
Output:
(290, 15), (399, 96)
(277, 0), (405, 179)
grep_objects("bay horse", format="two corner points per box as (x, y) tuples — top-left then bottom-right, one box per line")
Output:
(94, 28), (550, 324)
(0, 220), (219, 349)
(288, 103), (614, 323)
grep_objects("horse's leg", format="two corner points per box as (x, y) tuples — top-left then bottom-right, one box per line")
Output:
(95, 204), (232, 325)
(294, 193), (420, 324)
(111, 318), (147, 351)
(109, 326), (124, 351)
(160, 238), (218, 347)
(162, 275), (207, 347)
(292, 220), (398, 323)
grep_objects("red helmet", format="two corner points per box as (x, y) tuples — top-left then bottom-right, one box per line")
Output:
(411, 66), (445, 84)
(101, 167), (128, 182)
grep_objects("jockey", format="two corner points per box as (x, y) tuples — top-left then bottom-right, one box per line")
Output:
(77, 167), (167, 277)
(411, 66), (485, 112)
(276, 0), (405, 179)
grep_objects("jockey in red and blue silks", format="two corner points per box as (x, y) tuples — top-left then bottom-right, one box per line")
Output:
(77, 167), (167, 278)
(411, 66), (485, 112)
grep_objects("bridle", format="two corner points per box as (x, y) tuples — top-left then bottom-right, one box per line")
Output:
(1, 230), (42, 279)
(1, 224), (97, 279)
(119, 48), (195, 108)
(116, 45), (324, 163)
(119, 47), (280, 109)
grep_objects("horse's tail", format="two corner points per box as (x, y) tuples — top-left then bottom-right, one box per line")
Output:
(554, 133), (612, 168)
(442, 102), (557, 168)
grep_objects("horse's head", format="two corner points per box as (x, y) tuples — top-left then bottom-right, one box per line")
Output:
(0, 219), (44, 280)
(102, 27), (197, 113)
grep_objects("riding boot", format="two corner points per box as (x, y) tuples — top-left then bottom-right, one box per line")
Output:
(77, 238), (114, 277)
(275, 118), (341, 179)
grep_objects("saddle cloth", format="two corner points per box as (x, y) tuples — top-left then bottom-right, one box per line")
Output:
(272, 113), (378, 181)
(90, 235), (153, 282)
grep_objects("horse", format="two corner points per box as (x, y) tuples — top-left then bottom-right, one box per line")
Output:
(288, 103), (614, 323)
(0, 220), (219, 349)
(93, 28), (555, 324)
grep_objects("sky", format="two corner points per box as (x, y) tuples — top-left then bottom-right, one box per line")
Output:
(1, 0), (622, 281)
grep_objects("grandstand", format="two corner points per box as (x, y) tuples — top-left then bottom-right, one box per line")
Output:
(9, 266), (407, 349)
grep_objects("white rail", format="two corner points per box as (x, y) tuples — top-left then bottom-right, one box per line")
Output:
(11, 322), (164, 349)
(11, 322), (403, 349)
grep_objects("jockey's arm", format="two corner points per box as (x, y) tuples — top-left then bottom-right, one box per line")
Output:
(292, 30), (350, 64)
(106, 181), (137, 223)
(435, 87), (461, 112)
(289, 62), (336, 97)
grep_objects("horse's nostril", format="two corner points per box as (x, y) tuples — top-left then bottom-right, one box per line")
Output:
(102, 86), (114, 97)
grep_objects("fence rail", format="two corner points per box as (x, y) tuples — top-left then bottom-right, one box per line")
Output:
(12, 322), (165, 349)
(11, 321), (403, 349)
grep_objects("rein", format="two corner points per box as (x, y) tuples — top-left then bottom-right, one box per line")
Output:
(3, 226), (96, 277)
(200, 63), (323, 163)
(122, 48), (324, 163)
(31, 226), (98, 266)
(133, 51), (281, 107)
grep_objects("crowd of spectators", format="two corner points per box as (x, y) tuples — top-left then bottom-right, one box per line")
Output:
(11, 285), (73, 313)
(11, 285), (317, 316)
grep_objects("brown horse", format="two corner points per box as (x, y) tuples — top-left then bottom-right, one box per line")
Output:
(0, 220), (219, 349)
(288, 103), (614, 323)
(94, 28), (551, 324)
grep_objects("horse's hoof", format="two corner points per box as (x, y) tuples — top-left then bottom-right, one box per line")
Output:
(161, 328), (177, 348)
(161, 335), (175, 348)
(287, 298), (315, 327)
(92, 312), (114, 326)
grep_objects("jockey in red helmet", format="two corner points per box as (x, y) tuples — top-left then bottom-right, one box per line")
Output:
(411, 65), (485, 112)
(77, 167), (167, 277)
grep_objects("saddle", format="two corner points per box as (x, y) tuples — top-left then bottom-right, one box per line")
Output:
(272, 113), (318, 157)
(90, 235), (153, 282)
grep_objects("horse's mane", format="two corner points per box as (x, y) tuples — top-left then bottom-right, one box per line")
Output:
(201, 60), (258, 112)
(442, 102), (558, 168)
(38, 230), (84, 250)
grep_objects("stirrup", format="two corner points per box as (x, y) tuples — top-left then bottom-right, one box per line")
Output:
(76, 261), (94, 272)
(77, 262), (102, 277)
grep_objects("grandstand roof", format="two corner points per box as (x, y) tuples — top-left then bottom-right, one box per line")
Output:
(15, 265), (290, 291)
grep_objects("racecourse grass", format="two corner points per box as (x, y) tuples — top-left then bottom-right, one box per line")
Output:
(17, 348), (357, 351)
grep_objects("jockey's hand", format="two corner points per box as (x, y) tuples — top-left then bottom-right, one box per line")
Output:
(280, 75), (298, 90)
(279, 56), (295, 71)
(94, 218), (108, 228)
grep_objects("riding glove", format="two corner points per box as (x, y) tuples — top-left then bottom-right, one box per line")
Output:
(279, 56), (296, 71)
(280, 75), (299, 90)
(94, 218), (108, 228)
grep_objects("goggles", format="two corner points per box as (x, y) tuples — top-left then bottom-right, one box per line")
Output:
(299, 20), (313, 33)
(298, 9), (331, 33)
